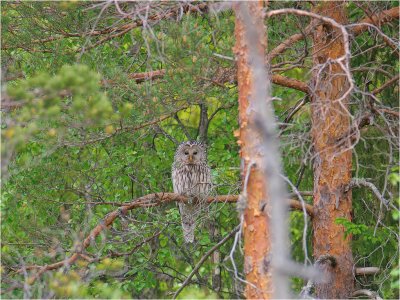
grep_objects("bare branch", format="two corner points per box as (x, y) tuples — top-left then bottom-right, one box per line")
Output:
(153, 124), (179, 146)
(352, 289), (383, 300)
(355, 267), (380, 276)
(109, 226), (166, 257)
(347, 179), (389, 208)
(351, 7), (400, 36)
(268, 23), (313, 61)
(172, 225), (240, 299)
(271, 74), (310, 94)
(371, 74), (399, 96)
(128, 69), (167, 83)
(63, 107), (187, 147)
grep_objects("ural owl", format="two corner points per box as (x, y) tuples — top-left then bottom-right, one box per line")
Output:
(172, 141), (212, 243)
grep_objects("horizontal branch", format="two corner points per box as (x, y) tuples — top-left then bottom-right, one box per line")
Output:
(17, 192), (313, 284)
(355, 267), (380, 276)
(128, 69), (167, 83)
(118, 67), (309, 94)
(351, 7), (400, 36)
(352, 289), (383, 300)
(271, 74), (310, 94)
(101, 70), (167, 85)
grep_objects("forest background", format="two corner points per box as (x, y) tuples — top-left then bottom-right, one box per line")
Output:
(1, 1), (399, 299)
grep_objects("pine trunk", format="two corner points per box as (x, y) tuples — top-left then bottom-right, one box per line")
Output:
(311, 1), (354, 298)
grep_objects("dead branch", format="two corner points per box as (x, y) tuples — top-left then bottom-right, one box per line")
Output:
(152, 124), (179, 146)
(268, 23), (314, 61)
(351, 289), (383, 300)
(371, 74), (399, 96)
(336, 72), (399, 145)
(63, 107), (187, 147)
(351, 7), (400, 36)
(355, 267), (380, 276)
(172, 225), (240, 299)
(128, 69), (167, 83)
(271, 74), (310, 94)
(376, 108), (399, 118)
(347, 179), (389, 208)
(108, 226), (166, 258)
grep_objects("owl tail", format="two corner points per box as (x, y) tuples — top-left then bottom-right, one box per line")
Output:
(178, 202), (197, 243)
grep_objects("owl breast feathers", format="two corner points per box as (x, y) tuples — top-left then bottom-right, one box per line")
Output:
(172, 141), (212, 243)
(172, 141), (211, 197)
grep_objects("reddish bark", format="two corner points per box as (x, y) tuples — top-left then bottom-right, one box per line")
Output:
(128, 69), (167, 82)
(233, 2), (272, 298)
(311, 2), (354, 298)
(271, 74), (310, 94)
(351, 6), (400, 35)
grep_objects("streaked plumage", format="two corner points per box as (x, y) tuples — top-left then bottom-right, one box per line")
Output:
(172, 141), (211, 243)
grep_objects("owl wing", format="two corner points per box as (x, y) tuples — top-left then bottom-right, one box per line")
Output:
(171, 166), (181, 194)
(199, 165), (212, 196)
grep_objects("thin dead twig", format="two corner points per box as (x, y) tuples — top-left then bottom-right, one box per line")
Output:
(172, 225), (240, 299)
(347, 179), (390, 209)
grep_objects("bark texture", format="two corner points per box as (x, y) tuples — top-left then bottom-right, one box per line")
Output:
(311, 2), (354, 298)
(233, 2), (272, 298)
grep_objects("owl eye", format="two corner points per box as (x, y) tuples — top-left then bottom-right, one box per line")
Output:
(193, 151), (198, 155)
(184, 150), (189, 155)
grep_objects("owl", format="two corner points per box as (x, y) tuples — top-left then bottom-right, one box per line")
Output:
(172, 141), (212, 243)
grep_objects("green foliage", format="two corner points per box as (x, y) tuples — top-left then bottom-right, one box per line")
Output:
(1, 1), (398, 299)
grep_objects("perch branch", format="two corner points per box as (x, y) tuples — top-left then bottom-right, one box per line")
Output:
(16, 193), (313, 284)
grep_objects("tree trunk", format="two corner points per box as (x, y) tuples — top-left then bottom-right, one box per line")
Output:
(233, 2), (272, 299)
(311, 1), (354, 298)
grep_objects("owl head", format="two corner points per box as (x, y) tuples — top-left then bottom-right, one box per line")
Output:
(174, 141), (207, 166)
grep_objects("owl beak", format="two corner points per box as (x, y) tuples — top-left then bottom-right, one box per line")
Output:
(188, 155), (193, 162)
